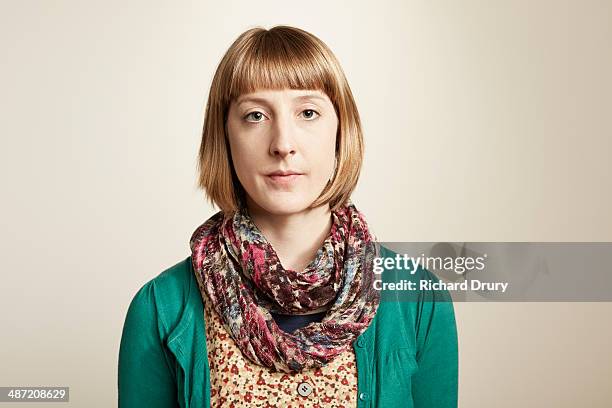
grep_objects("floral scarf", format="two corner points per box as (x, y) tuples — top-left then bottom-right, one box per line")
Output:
(189, 199), (380, 373)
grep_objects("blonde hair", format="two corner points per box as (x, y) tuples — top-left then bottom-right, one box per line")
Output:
(197, 25), (364, 214)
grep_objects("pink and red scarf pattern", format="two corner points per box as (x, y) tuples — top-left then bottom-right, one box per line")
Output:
(190, 200), (380, 373)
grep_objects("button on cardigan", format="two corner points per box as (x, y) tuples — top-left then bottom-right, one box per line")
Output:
(118, 245), (458, 407)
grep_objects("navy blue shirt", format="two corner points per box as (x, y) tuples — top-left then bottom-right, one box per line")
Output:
(270, 311), (326, 333)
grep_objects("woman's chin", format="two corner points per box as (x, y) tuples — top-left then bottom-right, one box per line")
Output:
(253, 193), (316, 216)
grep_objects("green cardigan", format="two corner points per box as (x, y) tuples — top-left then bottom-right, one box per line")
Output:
(118, 245), (458, 407)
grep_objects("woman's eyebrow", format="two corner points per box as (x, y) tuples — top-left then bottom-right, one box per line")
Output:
(236, 96), (270, 106)
(292, 94), (327, 103)
(236, 93), (327, 107)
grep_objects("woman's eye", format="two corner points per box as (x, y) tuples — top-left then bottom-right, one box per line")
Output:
(244, 110), (319, 122)
(245, 111), (265, 122)
(301, 109), (320, 120)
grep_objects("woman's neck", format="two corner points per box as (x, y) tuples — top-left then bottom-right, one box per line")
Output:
(246, 200), (333, 274)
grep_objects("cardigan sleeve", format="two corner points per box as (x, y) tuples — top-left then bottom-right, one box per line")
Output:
(411, 268), (459, 408)
(118, 280), (178, 408)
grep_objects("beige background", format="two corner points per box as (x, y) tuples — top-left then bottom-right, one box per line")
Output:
(1, 0), (611, 407)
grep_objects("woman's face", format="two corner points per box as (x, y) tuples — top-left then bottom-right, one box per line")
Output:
(226, 88), (338, 215)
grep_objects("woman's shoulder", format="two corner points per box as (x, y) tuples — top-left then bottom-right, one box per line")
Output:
(124, 256), (200, 339)
(374, 244), (457, 359)
(377, 243), (452, 296)
(148, 256), (194, 303)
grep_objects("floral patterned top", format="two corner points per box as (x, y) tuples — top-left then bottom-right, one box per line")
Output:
(203, 292), (358, 408)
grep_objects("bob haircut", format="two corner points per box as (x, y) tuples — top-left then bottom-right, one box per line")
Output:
(197, 25), (364, 214)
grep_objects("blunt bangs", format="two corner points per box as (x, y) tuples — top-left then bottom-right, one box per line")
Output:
(221, 28), (340, 110)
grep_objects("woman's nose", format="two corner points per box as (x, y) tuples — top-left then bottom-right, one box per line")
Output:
(269, 116), (297, 157)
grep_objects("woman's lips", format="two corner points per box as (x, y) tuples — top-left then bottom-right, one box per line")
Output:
(266, 174), (303, 185)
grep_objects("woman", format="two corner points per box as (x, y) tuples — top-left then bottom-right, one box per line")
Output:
(118, 25), (458, 407)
